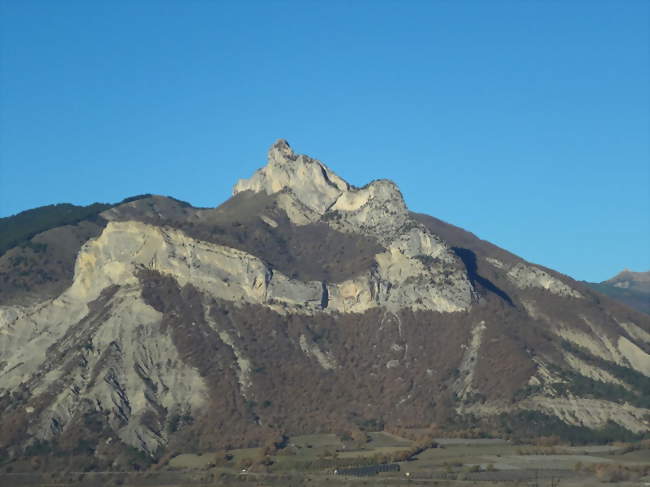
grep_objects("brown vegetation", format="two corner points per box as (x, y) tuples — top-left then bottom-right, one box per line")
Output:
(0, 220), (105, 306)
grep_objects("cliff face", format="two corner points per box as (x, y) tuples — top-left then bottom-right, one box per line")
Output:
(1, 140), (649, 459)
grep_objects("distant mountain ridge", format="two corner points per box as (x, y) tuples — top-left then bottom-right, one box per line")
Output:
(586, 270), (650, 315)
(0, 140), (648, 467)
(606, 270), (650, 292)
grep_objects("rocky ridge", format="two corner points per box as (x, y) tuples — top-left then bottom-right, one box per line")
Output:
(232, 140), (472, 312)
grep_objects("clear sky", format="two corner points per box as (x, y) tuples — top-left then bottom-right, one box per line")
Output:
(0, 0), (648, 282)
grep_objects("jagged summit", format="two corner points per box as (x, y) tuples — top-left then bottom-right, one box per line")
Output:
(268, 138), (297, 161)
(228, 141), (471, 311)
(233, 139), (409, 236)
(233, 139), (350, 215)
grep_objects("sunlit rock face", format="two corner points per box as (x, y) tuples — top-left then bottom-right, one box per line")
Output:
(507, 262), (583, 298)
(233, 139), (349, 218)
(231, 139), (474, 311)
(234, 140), (410, 241)
(1, 139), (649, 460)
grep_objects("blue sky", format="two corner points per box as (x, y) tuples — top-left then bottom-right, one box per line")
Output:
(0, 0), (648, 282)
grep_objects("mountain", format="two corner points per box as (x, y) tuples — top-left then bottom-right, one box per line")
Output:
(0, 140), (649, 467)
(586, 270), (650, 315)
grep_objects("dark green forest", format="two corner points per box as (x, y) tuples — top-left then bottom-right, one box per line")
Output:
(0, 195), (151, 256)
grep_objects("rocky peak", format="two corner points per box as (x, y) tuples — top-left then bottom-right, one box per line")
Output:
(268, 138), (297, 162)
(233, 140), (410, 238)
(327, 179), (410, 243)
(233, 139), (349, 215)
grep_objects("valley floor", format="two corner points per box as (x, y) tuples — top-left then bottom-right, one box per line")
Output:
(2, 433), (649, 486)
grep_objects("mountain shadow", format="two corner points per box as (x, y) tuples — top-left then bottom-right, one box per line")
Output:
(452, 247), (513, 306)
